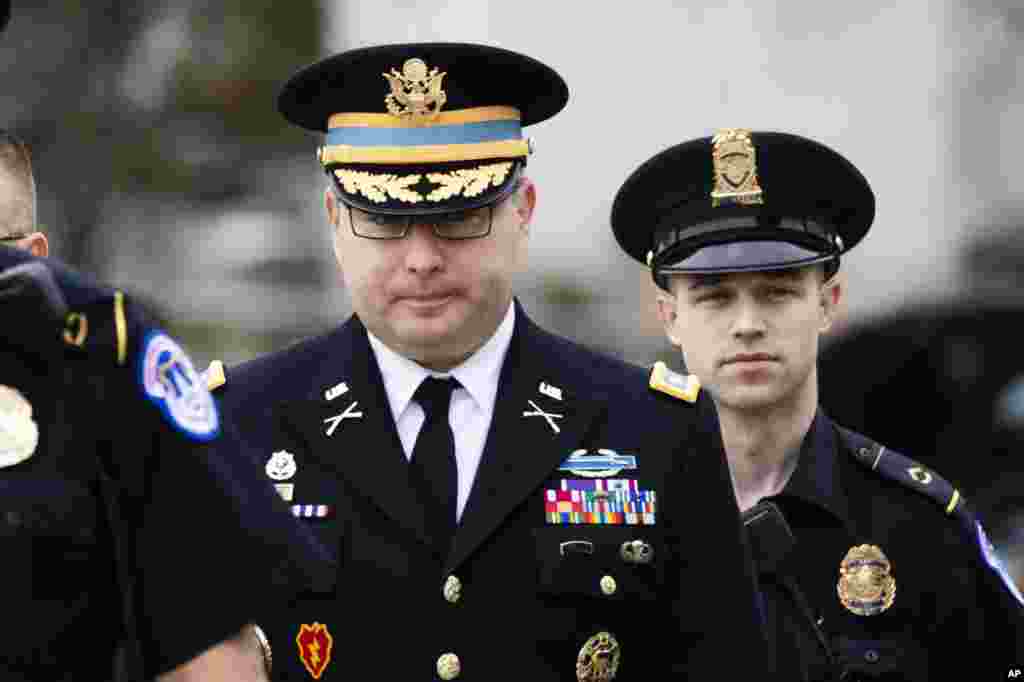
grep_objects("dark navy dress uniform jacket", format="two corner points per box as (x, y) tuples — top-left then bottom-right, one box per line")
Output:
(758, 410), (1024, 681)
(215, 301), (770, 681)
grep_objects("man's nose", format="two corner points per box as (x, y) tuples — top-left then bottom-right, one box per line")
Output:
(731, 299), (767, 339)
(403, 223), (445, 275)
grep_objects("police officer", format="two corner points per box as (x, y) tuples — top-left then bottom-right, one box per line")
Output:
(0, 4), (331, 678)
(611, 128), (1024, 680)
(0, 245), (335, 681)
(210, 44), (769, 680)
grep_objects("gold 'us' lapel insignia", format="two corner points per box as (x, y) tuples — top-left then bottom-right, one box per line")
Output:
(837, 544), (896, 616)
(711, 128), (763, 207)
(383, 58), (447, 120)
(576, 631), (621, 682)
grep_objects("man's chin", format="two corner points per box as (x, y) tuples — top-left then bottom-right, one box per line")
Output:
(715, 384), (788, 413)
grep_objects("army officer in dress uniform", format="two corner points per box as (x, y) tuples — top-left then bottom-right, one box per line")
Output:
(209, 43), (770, 681)
(611, 129), (1024, 681)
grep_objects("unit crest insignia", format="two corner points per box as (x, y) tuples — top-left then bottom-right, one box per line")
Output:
(383, 58), (447, 120)
(266, 450), (297, 481)
(837, 544), (896, 616)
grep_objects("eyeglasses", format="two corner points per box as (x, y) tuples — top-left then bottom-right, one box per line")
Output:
(347, 204), (494, 241)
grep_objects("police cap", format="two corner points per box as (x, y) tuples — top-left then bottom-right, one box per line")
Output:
(611, 130), (875, 289)
(278, 42), (568, 215)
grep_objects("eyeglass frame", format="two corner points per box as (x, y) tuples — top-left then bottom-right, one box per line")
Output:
(345, 202), (498, 241)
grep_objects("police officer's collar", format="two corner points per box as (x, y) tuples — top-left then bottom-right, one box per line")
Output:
(770, 409), (853, 529)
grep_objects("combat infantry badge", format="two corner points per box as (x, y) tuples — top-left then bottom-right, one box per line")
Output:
(383, 58), (447, 120)
(711, 128), (764, 207)
(837, 544), (896, 616)
(0, 385), (38, 468)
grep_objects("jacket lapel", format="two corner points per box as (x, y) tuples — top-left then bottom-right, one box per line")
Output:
(446, 307), (607, 573)
(276, 317), (434, 548)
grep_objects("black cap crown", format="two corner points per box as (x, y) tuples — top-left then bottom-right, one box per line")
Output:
(278, 42), (568, 216)
(611, 130), (875, 289)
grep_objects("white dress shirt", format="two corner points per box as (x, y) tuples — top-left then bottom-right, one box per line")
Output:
(366, 301), (515, 521)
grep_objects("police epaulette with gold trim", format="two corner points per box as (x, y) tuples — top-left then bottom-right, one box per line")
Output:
(648, 361), (700, 403)
(839, 426), (964, 516)
(203, 360), (226, 392)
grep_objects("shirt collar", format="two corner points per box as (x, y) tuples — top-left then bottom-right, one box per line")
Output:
(367, 301), (516, 422)
(776, 409), (853, 528)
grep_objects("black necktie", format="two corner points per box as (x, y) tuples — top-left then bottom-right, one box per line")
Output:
(410, 376), (459, 552)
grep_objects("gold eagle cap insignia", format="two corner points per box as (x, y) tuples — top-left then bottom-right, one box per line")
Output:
(837, 544), (896, 616)
(711, 128), (764, 207)
(382, 58), (447, 121)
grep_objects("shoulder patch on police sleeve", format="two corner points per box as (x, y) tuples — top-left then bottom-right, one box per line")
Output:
(648, 361), (700, 403)
(975, 521), (1024, 607)
(203, 360), (226, 392)
(139, 331), (220, 441)
(847, 436), (964, 515)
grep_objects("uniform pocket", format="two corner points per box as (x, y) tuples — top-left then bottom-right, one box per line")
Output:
(532, 525), (664, 602)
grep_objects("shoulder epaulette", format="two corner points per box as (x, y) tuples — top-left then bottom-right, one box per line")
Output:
(648, 361), (700, 403)
(838, 425), (963, 516)
(204, 360), (226, 391)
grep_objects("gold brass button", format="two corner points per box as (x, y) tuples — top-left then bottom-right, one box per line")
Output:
(600, 575), (617, 596)
(437, 652), (461, 680)
(443, 575), (462, 604)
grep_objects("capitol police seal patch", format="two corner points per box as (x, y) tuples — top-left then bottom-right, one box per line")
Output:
(139, 331), (220, 441)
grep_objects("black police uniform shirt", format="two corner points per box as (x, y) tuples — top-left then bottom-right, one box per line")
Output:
(213, 299), (770, 681)
(0, 247), (331, 680)
(751, 409), (1024, 681)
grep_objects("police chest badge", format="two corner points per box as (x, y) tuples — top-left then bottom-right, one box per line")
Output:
(711, 128), (764, 207)
(837, 544), (896, 616)
(140, 331), (220, 441)
(576, 631), (621, 682)
(0, 385), (39, 468)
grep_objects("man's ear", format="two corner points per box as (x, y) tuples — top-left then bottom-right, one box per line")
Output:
(655, 289), (682, 347)
(820, 274), (844, 333)
(515, 177), (537, 233)
(324, 187), (340, 228)
(18, 232), (48, 258)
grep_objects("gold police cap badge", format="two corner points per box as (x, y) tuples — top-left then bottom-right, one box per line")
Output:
(0, 385), (39, 469)
(576, 631), (621, 682)
(383, 58), (447, 120)
(837, 544), (896, 616)
(711, 128), (764, 207)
